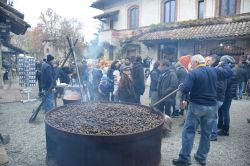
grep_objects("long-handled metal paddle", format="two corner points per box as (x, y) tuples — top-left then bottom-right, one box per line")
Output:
(151, 88), (179, 108)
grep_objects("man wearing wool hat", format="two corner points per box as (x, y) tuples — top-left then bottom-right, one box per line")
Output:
(173, 54), (233, 166)
(41, 54), (55, 112)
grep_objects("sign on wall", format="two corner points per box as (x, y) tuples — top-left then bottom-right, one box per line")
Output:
(18, 56), (36, 87)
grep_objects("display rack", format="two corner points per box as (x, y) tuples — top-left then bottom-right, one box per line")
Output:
(18, 55), (37, 103)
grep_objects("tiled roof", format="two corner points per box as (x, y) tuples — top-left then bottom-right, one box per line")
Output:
(0, 1), (30, 35)
(139, 20), (250, 41)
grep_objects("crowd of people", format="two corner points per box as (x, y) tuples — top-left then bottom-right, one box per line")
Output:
(35, 53), (250, 166)
(152, 53), (250, 166)
(78, 55), (146, 104)
(35, 54), (148, 112)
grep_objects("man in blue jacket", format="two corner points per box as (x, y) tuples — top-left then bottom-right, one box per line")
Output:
(41, 54), (55, 112)
(173, 54), (233, 166)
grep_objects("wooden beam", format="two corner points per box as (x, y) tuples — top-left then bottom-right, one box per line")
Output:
(0, 42), (3, 89)
(0, 0), (24, 19)
(0, 6), (30, 35)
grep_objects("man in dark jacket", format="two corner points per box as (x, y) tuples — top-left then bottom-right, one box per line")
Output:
(150, 61), (160, 105)
(157, 60), (178, 116)
(2, 59), (10, 82)
(35, 60), (43, 97)
(41, 54), (55, 112)
(92, 64), (103, 101)
(173, 61), (188, 117)
(173, 54), (233, 166)
(131, 56), (145, 104)
(217, 66), (238, 136)
(235, 56), (249, 99)
(209, 54), (228, 141)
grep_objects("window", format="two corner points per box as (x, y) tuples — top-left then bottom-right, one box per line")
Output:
(129, 7), (139, 29)
(109, 19), (114, 29)
(220, 0), (236, 16)
(194, 43), (203, 54)
(164, 0), (176, 23)
(198, 0), (204, 19)
(158, 44), (177, 61)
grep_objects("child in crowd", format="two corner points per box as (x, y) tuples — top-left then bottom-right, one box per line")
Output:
(98, 75), (111, 101)
(113, 70), (121, 102)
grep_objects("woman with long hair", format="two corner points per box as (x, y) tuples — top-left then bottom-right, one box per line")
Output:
(107, 60), (120, 101)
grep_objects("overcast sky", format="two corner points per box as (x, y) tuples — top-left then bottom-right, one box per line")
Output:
(13, 0), (102, 41)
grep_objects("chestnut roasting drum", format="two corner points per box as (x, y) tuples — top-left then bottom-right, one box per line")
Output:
(45, 102), (164, 166)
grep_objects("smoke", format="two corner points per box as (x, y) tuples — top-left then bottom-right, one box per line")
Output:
(83, 42), (104, 59)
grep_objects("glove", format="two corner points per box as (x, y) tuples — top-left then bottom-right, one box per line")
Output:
(220, 55), (235, 64)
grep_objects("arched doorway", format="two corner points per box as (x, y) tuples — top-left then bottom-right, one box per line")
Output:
(122, 43), (141, 63)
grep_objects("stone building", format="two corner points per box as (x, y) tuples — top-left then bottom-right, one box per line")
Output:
(91, 0), (250, 62)
(0, 0), (30, 88)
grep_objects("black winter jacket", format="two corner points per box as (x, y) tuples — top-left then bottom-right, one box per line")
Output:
(211, 64), (228, 102)
(157, 67), (178, 101)
(60, 67), (73, 84)
(107, 68), (114, 92)
(92, 68), (103, 90)
(131, 62), (145, 95)
(150, 68), (160, 91)
(176, 66), (188, 84)
(217, 80), (227, 102)
(41, 62), (55, 91)
(235, 63), (250, 82)
(225, 68), (238, 100)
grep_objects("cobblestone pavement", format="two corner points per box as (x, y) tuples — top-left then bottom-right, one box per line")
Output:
(0, 86), (249, 166)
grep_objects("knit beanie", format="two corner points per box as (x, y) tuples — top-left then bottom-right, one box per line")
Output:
(47, 54), (54, 62)
(179, 55), (190, 70)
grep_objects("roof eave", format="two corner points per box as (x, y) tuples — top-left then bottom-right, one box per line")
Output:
(0, 1), (24, 19)
(0, 6), (31, 35)
(93, 10), (119, 19)
(2, 42), (28, 54)
(91, 1), (104, 10)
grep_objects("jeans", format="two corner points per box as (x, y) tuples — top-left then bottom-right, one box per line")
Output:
(43, 91), (54, 113)
(158, 99), (174, 116)
(178, 102), (217, 162)
(211, 101), (223, 138)
(237, 82), (245, 98)
(218, 97), (232, 132)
